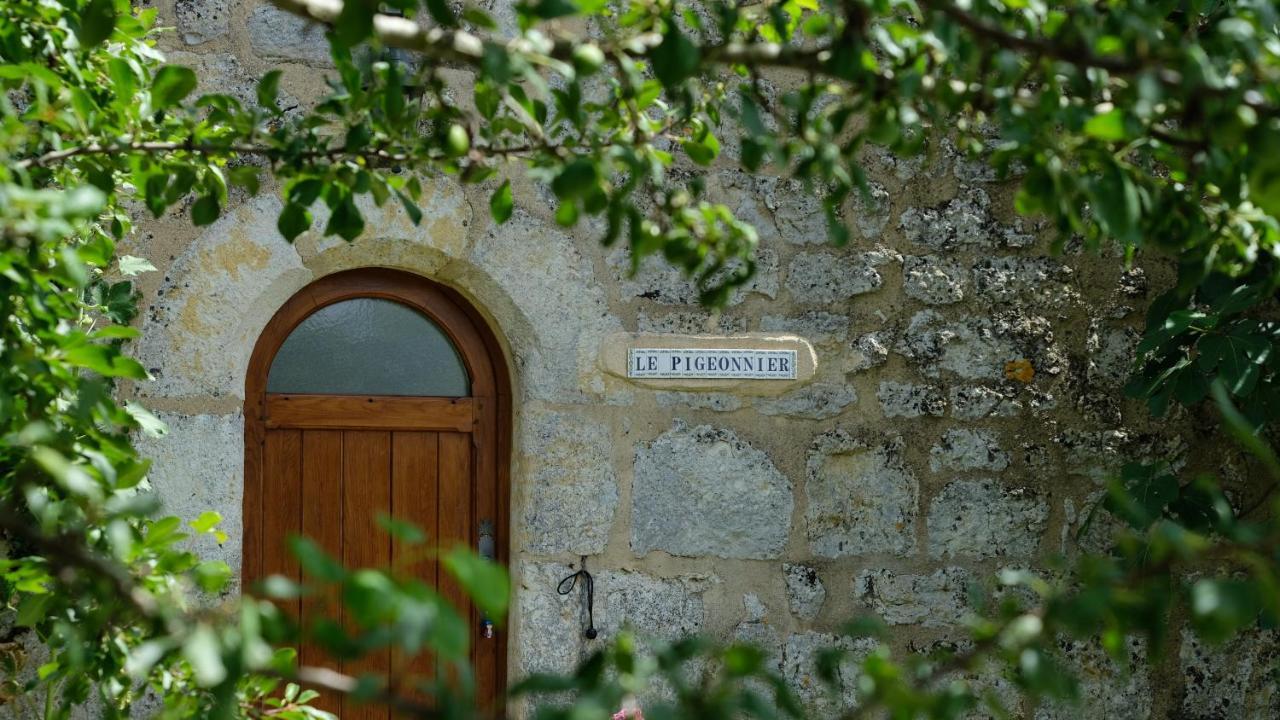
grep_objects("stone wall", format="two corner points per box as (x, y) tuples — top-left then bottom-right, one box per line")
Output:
(127, 2), (1277, 717)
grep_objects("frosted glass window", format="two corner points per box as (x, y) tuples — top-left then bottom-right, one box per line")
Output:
(267, 298), (470, 396)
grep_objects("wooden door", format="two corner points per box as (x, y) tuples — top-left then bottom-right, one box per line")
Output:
(243, 270), (510, 717)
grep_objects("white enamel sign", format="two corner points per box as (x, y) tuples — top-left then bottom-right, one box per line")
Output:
(628, 348), (797, 380)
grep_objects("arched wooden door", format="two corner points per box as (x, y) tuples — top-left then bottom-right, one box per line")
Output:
(243, 269), (510, 717)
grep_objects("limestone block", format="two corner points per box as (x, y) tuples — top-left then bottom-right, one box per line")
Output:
(136, 195), (312, 400)
(1036, 638), (1151, 720)
(896, 309), (1066, 382)
(176, 0), (229, 45)
(515, 562), (586, 677)
(594, 570), (709, 641)
(1179, 629), (1280, 719)
(783, 632), (876, 715)
(134, 412), (244, 586)
(469, 211), (621, 403)
(638, 310), (746, 335)
(927, 479), (1048, 560)
(903, 255), (968, 305)
(759, 177), (827, 245)
(853, 567), (970, 627)
(851, 181), (891, 241)
(949, 385), (1022, 420)
(898, 187), (1039, 252)
(877, 381), (945, 418)
(973, 256), (1078, 307)
(1087, 323), (1140, 390)
(753, 383), (856, 420)
(849, 332), (892, 373)
(519, 409), (619, 555)
(612, 245), (779, 305)
(806, 431), (917, 557)
(761, 311), (851, 346)
(785, 251), (886, 304)
(929, 429), (1010, 473)
(654, 392), (743, 412)
(248, 5), (333, 66)
(632, 423), (793, 559)
(783, 564), (826, 620)
(167, 51), (299, 116)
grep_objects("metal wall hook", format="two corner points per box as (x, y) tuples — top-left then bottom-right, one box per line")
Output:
(557, 556), (597, 640)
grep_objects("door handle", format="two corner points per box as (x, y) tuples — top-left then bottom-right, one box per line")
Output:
(479, 520), (495, 639)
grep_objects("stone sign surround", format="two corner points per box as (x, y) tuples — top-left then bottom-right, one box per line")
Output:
(128, 3), (1273, 715)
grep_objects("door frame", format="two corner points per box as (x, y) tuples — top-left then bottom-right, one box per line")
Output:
(242, 267), (511, 693)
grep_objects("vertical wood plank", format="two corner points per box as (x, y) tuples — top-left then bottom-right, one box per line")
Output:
(436, 431), (473, 690)
(471, 399), (500, 710)
(300, 430), (343, 716)
(343, 431), (392, 720)
(262, 429), (301, 622)
(391, 431), (439, 699)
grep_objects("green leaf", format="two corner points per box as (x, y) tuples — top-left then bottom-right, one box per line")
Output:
(151, 65), (198, 109)
(183, 625), (227, 687)
(193, 561), (233, 593)
(377, 514), (426, 544)
(256, 69), (283, 111)
(490, 180), (514, 224)
(277, 202), (313, 242)
(1084, 108), (1126, 142)
(651, 23), (700, 88)
(682, 131), (720, 166)
(291, 537), (345, 582)
(191, 511), (223, 534)
(442, 547), (509, 623)
(118, 255), (157, 276)
(425, 0), (458, 26)
(77, 0), (118, 48)
(334, 0), (375, 48)
(64, 344), (147, 379)
(192, 194), (220, 226)
(126, 401), (168, 437)
(324, 194), (365, 241)
(551, 158), (599, 199)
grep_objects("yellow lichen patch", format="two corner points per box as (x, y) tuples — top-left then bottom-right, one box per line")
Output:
(198, 228), (271, 282)
(1004, 358), (1035, 384)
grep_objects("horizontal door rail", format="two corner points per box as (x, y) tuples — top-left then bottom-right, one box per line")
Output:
(265, 394), (474, 432)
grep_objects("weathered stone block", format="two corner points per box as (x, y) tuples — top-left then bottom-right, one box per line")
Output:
(632, 423), (793, 559)
(754, 383), (855, 420)
(950, 385), (1021, 420)
(1035, 638), (1151, 720)
(1179, 629), (1280, 719)
(783, 632), (876, 715)
(654, 392), (743, 412)
(613, 246), (778, 305)
(927, 479), (1048, 560)
(853, 567), (970, 627)
(761, 312), (850, 346)
(973, 256), (1077, 307)
(806, 431), (917, 557)
(785, 252), (886, 304)
(929, 428), (1010, 473)
(248, 6), (333, 66)
(783, 564), (826, 620)
(638, 310), (745, 335)
(594, 570), (710, 640)
(519, 409), (619, 555)
(176, 0), (230, 45)
(515, 562), (586, 677)
(878, 381), (945, 418)
(898, 188), (998, 251)
(903, 255), (968, 305)
(896, 309), (1066, 382)
(849, 332), (892, 373)
(851, 181), (891, 240)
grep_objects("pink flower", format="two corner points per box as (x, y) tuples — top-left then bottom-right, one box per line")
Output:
(611, 707), (643, 720)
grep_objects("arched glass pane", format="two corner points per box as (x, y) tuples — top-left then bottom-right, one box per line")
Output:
(267, 298), (470, 396)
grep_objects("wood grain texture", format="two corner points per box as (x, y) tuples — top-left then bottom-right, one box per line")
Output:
(343, 431), (392, 720)
(300, 430), (343, 716)
(262, 429), (301, 620)
(266, 395), (473, 431)
(391, 431), (439, 696)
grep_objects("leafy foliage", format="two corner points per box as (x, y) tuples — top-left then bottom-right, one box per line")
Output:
(4, 0), (1280, 718)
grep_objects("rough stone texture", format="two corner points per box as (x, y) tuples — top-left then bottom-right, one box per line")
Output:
(852, 181), (891, 240)
(1036, 639), (1151, 720)
(638, 310), (746, 335)
(878, 381), (946, 418)
(632, 423), (793, 559)
(929, 428), (1010, 473)
(950, 385), (1023, 419)
(783, 564), (826, 620)
(176, 0), (230, 45)
(899, 188), (1005, 251)
(248, 6), (333, 66)
(470, 211), (621, 403)
(519, 409), (619, 555)
(927, 479), (1049, 560)
(897, 309), (1067, 382)
(167, 51), (299, 116)
(806, 431), (917, 557)
(753, 383), (855, 420)
(1179, 630), (1280, 719)
(654, 391), (743, 412)
(785, 251), (887, 304)
(613, 246), (779, 306)
(973, 256), (1078, 307)
(134, 412), (244, 588)
(515, 562), (586, 677)
(783, 632), (877, 715)
(593, 570), (710, 654)
(853, 567), (970, 627)
(758, 177), (828, 245)
(849, 332), (892, 373)
(761, 311), (850, 346)
(1087, 323), (1140, 389)
(904, 255), (968, 305)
